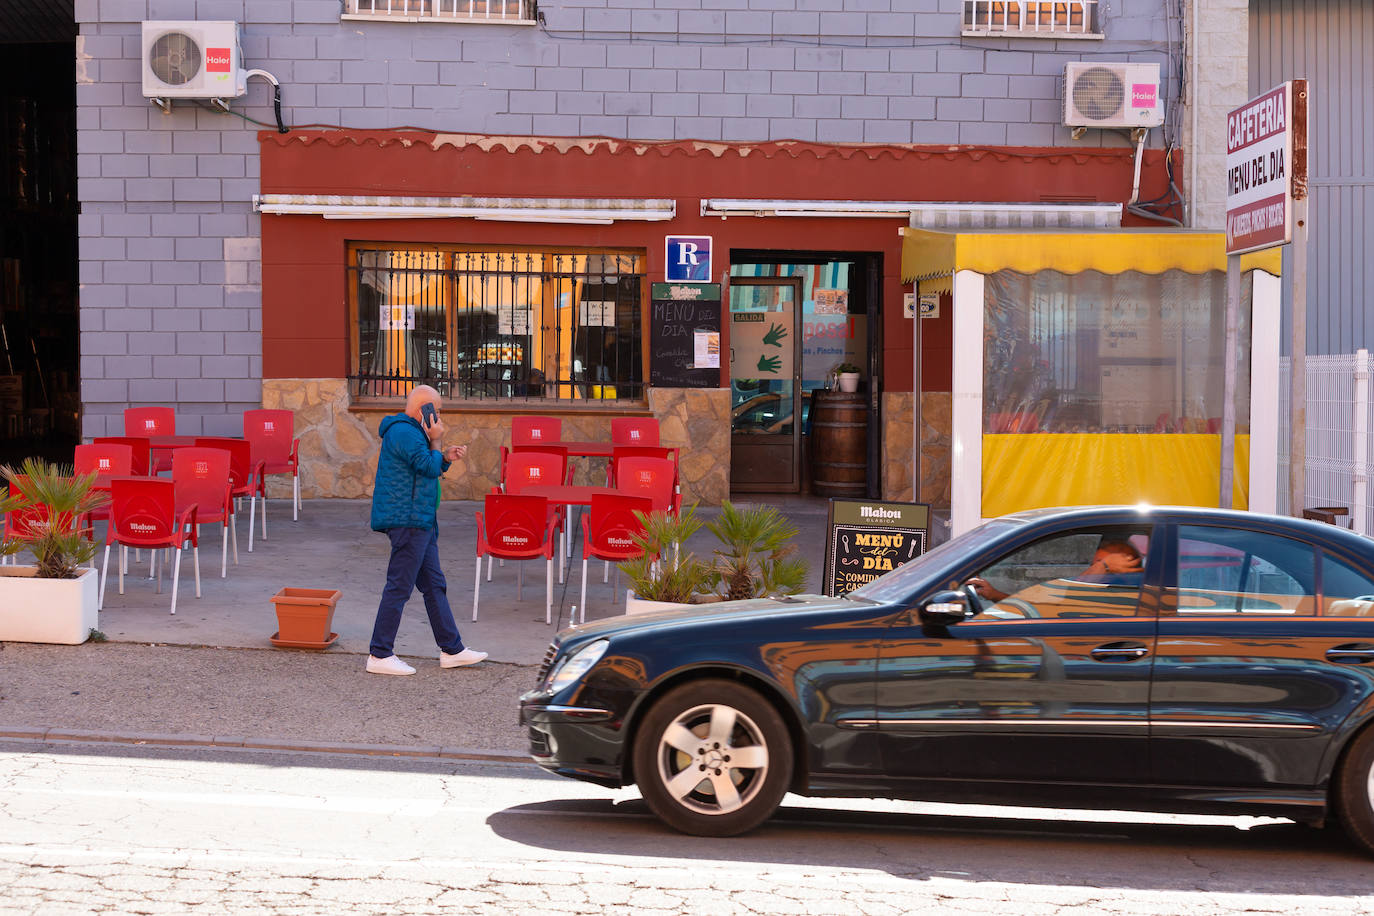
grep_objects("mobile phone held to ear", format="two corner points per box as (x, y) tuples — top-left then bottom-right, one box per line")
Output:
(420, 403), (439, 429)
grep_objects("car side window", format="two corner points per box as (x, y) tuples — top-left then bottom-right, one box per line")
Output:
(1321, 552), (1374, 617)
(1175, 526), (1315, 614)
(966, 527), (1152, 620)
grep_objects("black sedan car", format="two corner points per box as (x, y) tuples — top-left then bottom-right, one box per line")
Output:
(518, 506), (1374, 853)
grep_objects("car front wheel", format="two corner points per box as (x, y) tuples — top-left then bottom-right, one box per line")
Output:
(1336, 725), (1374, 857)
(632, 679), (793, 837)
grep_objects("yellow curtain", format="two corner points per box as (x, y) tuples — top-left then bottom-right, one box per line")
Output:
(982, 433), (1251, 517)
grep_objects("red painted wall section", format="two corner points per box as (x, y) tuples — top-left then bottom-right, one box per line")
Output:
(258, 131), (1178, 393)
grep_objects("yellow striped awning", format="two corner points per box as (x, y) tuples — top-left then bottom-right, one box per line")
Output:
(901, 227), (1284, 292)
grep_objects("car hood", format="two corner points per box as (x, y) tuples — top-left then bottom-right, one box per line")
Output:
(561, 593), (863, 642)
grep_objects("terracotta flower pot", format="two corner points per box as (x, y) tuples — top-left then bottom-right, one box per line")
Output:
(270, 587), (341, 649)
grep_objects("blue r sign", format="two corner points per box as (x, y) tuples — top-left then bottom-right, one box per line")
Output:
(665, 235), (712, 281)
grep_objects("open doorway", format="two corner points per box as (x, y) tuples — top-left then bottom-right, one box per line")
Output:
(0, 25), (79, 467)
(728, 251), (881, 497)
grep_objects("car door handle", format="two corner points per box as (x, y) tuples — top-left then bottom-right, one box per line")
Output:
(1090, 642), (1150, 661)
(1326, 644), (1374, 664)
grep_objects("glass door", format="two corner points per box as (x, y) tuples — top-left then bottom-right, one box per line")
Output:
(729, 277), (803, 492)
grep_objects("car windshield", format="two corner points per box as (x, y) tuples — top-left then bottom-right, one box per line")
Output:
(849, 519), (1022, 602)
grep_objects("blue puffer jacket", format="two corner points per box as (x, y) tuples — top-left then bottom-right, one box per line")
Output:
(370, 413), (451, 532)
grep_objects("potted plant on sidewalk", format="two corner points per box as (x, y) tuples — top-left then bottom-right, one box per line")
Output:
(620, 501), (811, 614)
(0, 458), (108, 645)
(621, 506), (713, 615)
(705, 501), (810, 600)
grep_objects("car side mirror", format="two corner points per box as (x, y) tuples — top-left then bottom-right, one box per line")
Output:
(919, 590), (973, 627)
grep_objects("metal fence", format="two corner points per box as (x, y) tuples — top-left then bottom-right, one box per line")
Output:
(1277, 349), (1372, 534)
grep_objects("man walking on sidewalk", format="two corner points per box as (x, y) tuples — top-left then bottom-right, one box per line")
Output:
(366, 384), (487, 676)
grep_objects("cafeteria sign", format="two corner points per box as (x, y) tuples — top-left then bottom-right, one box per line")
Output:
(1225, 80), (1308, 255)
(823, 498), (930, 596)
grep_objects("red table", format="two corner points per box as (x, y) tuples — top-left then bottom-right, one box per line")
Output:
(519, 484), (620, 506)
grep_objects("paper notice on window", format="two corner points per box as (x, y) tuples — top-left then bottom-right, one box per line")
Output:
(694, 330), (720, 368)
(813, 288), (848, 315)
(580, 301), (616, 326)
(498, 306), (531, 336)
(379, 303), (415, 331)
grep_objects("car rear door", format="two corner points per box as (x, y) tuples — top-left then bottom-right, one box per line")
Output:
(875, 523), (1160, 784)
(1150, 522), (1374, 790)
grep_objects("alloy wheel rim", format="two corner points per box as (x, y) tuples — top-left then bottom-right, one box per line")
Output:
(655, 703), (770, 816)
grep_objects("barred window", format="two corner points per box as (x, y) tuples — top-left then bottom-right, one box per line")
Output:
(348, 247), (646, 403)
(343, 0), (536, 25)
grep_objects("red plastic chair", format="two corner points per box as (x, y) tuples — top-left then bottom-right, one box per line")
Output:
(499, 447), (572, 580)
(196, 437), (267, 551)
(100, 477), (199, 615)
(93, 436), (152, 476)
(172, 447), (235, 578)
(243, 409), (301, 522)
(606, 444), (680, 487)
(75, 442), (134, 525)
(124, 407), (176, 472)
(500, 417), (563, 485)
(614, 456), (681, 515)
(474, 493), (560, 625)
(578, 493), (652, 624)
(611, 417), (660, 447)
(513, 416), (561, 446)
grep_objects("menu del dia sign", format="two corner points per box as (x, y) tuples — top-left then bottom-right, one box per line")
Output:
(823, 499), (930, 596)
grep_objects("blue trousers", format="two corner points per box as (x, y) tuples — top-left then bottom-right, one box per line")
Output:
(370, 526), (465, 658)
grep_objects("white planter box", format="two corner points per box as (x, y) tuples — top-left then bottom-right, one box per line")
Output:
(837, 373), (860, 393)
(625, 589), (689, 616)
(0, 566), (99, 645)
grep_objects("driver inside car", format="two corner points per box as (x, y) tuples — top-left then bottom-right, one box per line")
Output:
(963, 536), (1147, 619)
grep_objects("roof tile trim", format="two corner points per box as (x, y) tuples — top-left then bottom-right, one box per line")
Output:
(259, 130), (1135, 166)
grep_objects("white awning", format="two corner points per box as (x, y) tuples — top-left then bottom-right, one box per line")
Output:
(701, 199), (1122, 228)
(253, 194), (677, 225)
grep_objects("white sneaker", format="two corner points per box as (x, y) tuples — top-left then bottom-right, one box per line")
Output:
(366, 655), (416, 676)
(440, 648), (489, 668)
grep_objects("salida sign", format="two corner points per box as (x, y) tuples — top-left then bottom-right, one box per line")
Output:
(1225, 80), (1308, 255)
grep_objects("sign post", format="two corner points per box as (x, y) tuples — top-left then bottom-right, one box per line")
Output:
(1224, 79), (1308, 511)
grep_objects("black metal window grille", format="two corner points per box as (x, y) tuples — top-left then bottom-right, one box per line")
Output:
(349, 248), (646, 403)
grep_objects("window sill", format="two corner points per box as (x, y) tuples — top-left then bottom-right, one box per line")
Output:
(349, 398), (651, 417)
(961, 27), (1103, 38)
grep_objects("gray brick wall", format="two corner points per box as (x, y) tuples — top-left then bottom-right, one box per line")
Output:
(77, 0), (1174, 434)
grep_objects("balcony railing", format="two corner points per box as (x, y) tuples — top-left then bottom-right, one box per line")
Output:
(962, 0), (1101, 37)
(344, 0), (536, 25)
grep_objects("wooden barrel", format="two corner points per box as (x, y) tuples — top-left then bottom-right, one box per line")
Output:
(810, 390), (868, 497)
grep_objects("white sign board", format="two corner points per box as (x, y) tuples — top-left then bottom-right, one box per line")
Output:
(1225, 80), (1308, 255)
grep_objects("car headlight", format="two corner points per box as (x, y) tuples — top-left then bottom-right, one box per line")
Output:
(546, 639), (610, 693)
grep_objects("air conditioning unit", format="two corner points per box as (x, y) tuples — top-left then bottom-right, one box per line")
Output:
(1063, 62), (1163, 129)
(141, 21), (246, 102)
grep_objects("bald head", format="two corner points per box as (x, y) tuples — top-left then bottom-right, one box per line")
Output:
(404, 385), (441, 421)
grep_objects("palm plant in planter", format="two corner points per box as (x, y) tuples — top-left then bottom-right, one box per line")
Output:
(0, 458), (108, 644)
(705, 501), (810, 600)
(620, 501), (810, 614)
(621, 506), (713, 612)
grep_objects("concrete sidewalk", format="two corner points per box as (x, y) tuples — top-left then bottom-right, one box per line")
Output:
(0, 496), (835, 758)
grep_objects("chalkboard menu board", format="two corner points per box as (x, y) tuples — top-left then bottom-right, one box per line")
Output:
(822, 499), (931, 596)
(649, 282), (722, 388)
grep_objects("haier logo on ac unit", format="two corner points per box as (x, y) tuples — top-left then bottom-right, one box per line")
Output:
(206, 47), (232, 72)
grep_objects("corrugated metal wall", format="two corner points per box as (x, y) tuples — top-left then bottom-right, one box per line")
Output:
(1251, 0), (1373, 355)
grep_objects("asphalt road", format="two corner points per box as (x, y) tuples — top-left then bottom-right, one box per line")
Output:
(2, 741), (1372, 915)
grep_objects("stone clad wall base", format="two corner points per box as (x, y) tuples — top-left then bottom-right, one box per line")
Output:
(262, 380), (731, 506)
(881, 391), (951, 510)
